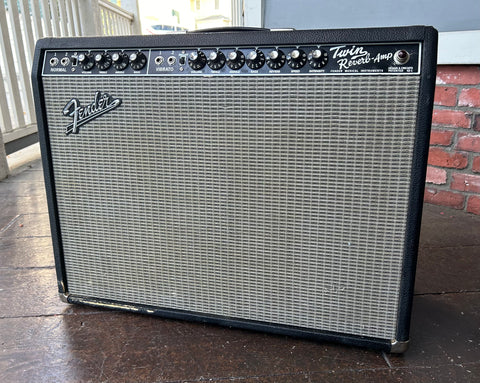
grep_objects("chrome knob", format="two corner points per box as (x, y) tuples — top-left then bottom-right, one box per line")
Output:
(266, 49), (286, 69)
(246, 49), (265, 69)
(189, 51), (198, 61)
(207, 50), (226, 70)
(188, 50), (207, 70)
(226, 50), (245, 70)
(311, 49), (322, 59)
(268, 50), (279, 60)
(290, 49), (300, 59)
(307, 48), (328, 69)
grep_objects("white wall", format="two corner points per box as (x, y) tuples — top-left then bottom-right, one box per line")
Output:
(264, 0), (480, 32)
(259, 0), (480, 64)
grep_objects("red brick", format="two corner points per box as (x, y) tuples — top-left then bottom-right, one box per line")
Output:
(429, 129), (454, 146)
(467, 195), (480, 215)
(458, 88), (480, 107)
(473, 156), (480, 173)
(424, 188), (465, 209)
(434, 86), (457, 106)
(432, 109), (471, 128)
(427, 147), (468, 169)
(456, 133), (480, 152)
(436, 65), (480, 85)
(426, 166), (447, 184)
(474, 115), (480, 132)
(451, 173), (480, 193)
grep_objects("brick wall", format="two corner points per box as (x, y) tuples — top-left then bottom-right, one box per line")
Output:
(426, 65), (480, 215)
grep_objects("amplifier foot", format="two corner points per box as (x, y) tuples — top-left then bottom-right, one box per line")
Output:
(59, 292), (70, 303)
(390, 339), (410, 353)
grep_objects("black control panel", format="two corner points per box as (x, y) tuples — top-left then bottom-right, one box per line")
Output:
(43, 43), (421, 76)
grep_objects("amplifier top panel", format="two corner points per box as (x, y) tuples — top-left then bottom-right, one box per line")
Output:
(42, 43), (421, 77)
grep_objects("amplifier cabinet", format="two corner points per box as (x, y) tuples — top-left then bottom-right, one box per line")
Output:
(32, 26), (437, 353)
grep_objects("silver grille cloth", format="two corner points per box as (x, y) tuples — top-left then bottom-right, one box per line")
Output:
(43, 75), (420, 339)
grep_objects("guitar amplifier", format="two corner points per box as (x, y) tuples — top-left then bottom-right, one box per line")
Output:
(32, 26), (437, 353)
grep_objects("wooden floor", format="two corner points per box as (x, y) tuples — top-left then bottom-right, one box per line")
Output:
(1, 160), (479, 382)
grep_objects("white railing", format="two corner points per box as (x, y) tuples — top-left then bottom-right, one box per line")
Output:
(0, 0), (139, 179)
(99, 0), (135, 36)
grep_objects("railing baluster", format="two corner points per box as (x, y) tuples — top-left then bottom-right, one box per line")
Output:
(110, 12), (116, 35)
(118, 17), (124, 35)
(49, 0), (61, 36)
(120, 17), (126, 35)
(120, 15), (125, 35)
(113, 13), (119, 35)
(122, 15), (128, 35)
(58, 0), (68, 36)
(6, 0), (35, 125)
(119, 15), (125, 35)
(71, 0), (82, 36)
(65, 0), (75, 36)
(0, 64), (13, 134)
(31, 0), (44, 40)
(0, 1), (25, 130)
(40, 0), (53, 36)
(99, 8), (103, 34)
(19, 0), (35, 60)
(0, 131), (8, 179)
(108, 9), (114, 35)
(105, 8), (111, 35)
(98, 8), (102, 34)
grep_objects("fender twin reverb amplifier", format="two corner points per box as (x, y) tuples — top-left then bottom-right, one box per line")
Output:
(32, 26), (437, 353)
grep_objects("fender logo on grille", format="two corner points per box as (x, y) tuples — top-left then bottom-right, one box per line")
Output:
(62, 91), (122, 135)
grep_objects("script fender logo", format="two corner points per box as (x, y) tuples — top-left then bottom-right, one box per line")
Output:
(62, 91), (122, 135)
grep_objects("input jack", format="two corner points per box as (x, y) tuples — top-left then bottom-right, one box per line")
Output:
(154, 56), (164, 65)
(60, 57), (70, 66)
(167, 56), (176, 65)
(50, 57), (59, 67)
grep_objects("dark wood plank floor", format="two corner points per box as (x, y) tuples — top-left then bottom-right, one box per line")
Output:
(1, 160), (479, 383)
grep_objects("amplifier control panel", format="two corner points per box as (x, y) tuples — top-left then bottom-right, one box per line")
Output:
(43, 43), (421, 76)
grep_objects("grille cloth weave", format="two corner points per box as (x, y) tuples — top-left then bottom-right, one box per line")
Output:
(43, 75), (420, 339)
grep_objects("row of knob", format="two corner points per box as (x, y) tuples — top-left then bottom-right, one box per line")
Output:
(186, 48), (328, 71)
(58, 48), (329, 72)
(60, 51), (149, 71)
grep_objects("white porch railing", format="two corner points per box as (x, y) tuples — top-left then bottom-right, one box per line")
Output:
(0, 0), (139, 179)
(99, 0), (135, 36)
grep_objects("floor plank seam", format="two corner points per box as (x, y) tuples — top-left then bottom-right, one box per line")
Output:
(420, 245), (480, 250)
(381, 361), (480, 370)
(0, 311), (110, 319)
(414, 290), (480, 296)
(164, 362), (480, 383)
(2, 180), (45, 184)
(0, 235), (52, 239)
(165, 367), (398, 383)
(0, 266), (55, 270)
